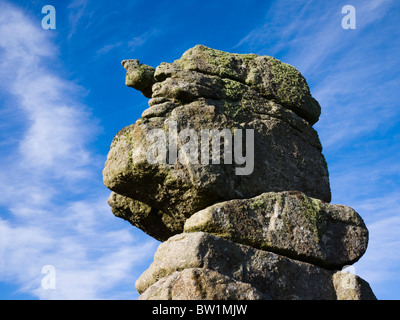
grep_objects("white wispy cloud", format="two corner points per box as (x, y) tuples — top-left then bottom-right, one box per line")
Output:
(127, 28), (160, 49)
(96, 28), (161, 57)
(96, 41), (123, 55)
(67, 0), (89, 39)
(235, 0), (396, 74)
(0, 1), (158, 299)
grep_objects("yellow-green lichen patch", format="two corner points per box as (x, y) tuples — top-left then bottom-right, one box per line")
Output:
(268, 57), (309, 104)
(267, 56), (320, 124)
(178, 45), (257, 82)
(220, 100), (245, 120)
(298, 193), (324, 242)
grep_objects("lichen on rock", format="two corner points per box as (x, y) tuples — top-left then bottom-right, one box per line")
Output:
(183, 191), (369, 269)
(103, 45), (375, 300)
(122, 59), (155, 98)
(103, 46), (331, 240)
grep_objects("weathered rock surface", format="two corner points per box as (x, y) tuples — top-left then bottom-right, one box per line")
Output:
(138, 268), (270, 300)
(103, 45), (376, 300)
(184, 191), (368, 269)
(122, 59), (155, 98)
(153, 45), (321, 125)
(332, 271), (377, 300)
(107, 192), (177, 241)
(103, 45), (331, 240)
(136, 232), (375, 300)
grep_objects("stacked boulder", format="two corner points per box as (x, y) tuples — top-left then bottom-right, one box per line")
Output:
(103, 45), (376, 300)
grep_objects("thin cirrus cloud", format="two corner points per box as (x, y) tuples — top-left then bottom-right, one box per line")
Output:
(0, 1), (157, 299)
(235, 0), (400, 149)
(96, 28), (161, 56)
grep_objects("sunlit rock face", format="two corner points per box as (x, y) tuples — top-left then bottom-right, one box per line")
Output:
(103, 45), (375, 300)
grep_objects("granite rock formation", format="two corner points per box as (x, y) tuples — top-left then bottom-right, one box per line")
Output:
(103, 45), (331, 241)
(103, 45), (376, 300)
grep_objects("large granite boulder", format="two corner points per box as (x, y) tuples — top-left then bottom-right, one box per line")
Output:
(138, 268), (270, 300)
(103, 45), (331, 240)
(152, 45), (321, 125)
(184, 191), (368, 269)
(136, 232), (376, 300)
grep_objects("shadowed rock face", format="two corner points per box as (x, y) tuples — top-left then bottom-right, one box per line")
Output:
(103, 45), (375, 300)
(103, 45), (331, 240)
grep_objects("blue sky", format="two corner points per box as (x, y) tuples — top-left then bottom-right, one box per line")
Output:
(0, 0), (398, 300)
